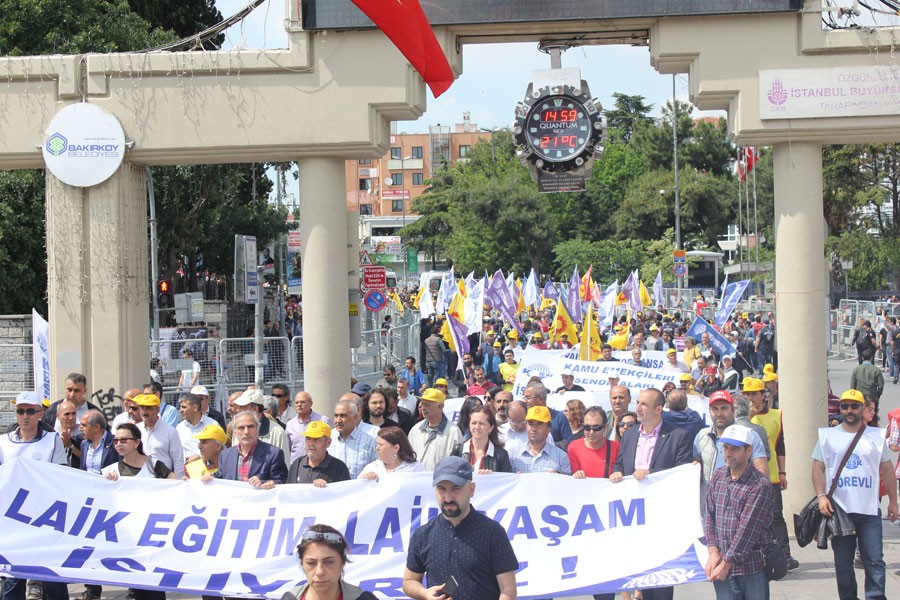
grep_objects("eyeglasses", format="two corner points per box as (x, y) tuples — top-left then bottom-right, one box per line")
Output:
(583, 424), (606, 432)
(618, 421), (637, 429)
(301, 530), (344, 544)
(113, 437), (136, 444)
(272, 393), (287, 399)
(840, 403), (862, 411)
(16, 408), (39, 415)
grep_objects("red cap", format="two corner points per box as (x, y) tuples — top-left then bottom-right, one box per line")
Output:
(709, 390), (734, 405)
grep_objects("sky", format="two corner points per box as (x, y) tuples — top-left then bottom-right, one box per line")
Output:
(213, 0), (704, 133)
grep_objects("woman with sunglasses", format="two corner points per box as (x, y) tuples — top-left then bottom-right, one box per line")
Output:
(102, 423), (176, 481)
(614, 412), (638, 443)
(283, 524), (377, 600)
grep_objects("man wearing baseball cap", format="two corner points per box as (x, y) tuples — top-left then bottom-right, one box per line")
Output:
(745, 376), (796, 570)
(0, 392), (68, 600)
(408, 388), (463, 470)
(134, 392), (185, 478)
(185, 424), (227, 479)
(704, 424), (775, 599)
(694, 391), (769, 511)
(813, 389), (898, 600)
(555, 369), (585, 395)
(286, 421), (350, 486)
(404, 456), (518, 600)
(508, 406), (571, 474)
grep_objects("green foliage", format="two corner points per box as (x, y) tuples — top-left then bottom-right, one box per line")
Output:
(552, 238), (645, 283)
(0, 0), (261, 312)
(605, 93), (654, 143)
(0, 170), (47, 313)
(0, 0), (176, 55)
(828, 230), (888, 291)
(152, 163), (288, 287)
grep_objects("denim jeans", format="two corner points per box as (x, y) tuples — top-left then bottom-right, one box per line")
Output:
(426, 361), (446, 387)
(712, 569), (769, 599)
(831, 511), (886, 600)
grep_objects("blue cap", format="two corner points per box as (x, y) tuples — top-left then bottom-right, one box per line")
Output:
(432, 456), (473, 486)
(351, 382), (372, 397)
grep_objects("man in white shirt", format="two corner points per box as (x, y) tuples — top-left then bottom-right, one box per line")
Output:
(134, 393), (185, 478)
(408, 388), (463, 470)
(176, 393), (216, 460)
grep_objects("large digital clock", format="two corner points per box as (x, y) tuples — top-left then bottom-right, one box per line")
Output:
(513, 83), (605, 175)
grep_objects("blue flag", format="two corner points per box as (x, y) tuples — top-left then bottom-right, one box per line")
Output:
(543, 280), (559, 300)
(714, 279), (750, 328)
(687, 315), (736, 358)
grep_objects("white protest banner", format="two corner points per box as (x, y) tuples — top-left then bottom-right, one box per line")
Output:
(31, 309), (51, 400)
(0, 460), (707, 598)
(612, 350), (684, 370)
(513, 347), (679, 400)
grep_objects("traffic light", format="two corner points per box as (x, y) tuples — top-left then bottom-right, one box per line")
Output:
(157, 279), (172, 308)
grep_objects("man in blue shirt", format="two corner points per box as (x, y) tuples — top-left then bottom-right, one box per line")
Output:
(404, 457), (518, 600)
(401, 356), (427, 394)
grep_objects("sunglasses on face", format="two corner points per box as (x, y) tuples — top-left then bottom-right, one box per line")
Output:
(840, 403), (862, 411)
(113, 437), (136, 444)
(16, 408), (39, 415)
(618, 421), (637, 429)
(583, 424), (606, 432)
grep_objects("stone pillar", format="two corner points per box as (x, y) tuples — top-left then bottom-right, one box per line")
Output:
(772, 141), (826, 522)
(299, 157), (351, 417)
(46, 164), (149, 405)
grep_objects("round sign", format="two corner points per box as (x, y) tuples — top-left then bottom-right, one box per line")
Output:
(359, 280), (368, 294)
(364, 290), (387, 312)
(674, 264), (687, 277)
(42, 103), (126, 188)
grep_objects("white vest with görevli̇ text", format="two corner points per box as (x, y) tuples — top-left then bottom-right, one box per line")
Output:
(819, 426), (886, 516)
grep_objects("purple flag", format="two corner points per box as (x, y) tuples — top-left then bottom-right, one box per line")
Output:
(567, 267), (583, 324)
(543, 280), (559, 300)
(448, 314), (470, 373)
(486, 269), (524, 335)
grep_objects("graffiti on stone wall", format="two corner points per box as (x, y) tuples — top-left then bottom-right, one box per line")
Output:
(91, 388), (123, 423)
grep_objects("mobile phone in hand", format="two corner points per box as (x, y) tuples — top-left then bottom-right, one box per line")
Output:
(440, 575), (459, 597)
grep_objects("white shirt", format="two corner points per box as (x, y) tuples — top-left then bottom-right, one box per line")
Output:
(176, 415), (216, 457)
(358, 459), (424, 480)
(137, 419), (185, 478)
(357, 420), (380, 439)
(397, 393), (417, 414)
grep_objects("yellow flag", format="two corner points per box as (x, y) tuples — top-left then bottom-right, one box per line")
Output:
(440, 319), (454, 350)
(579, 306), (604, 361)
(448, 291), (466, 323)
(549, 299), (579, 346)
(457, 279), (467, 298)
(608, 319), (630, 350)
(412, 286), (425, 309)
(615, 290), (627, 306)
(516, 278), (525, 313)
(639, 281), (652, 307)
(540, 297), (556, 312)
(390, 291), (405, 313)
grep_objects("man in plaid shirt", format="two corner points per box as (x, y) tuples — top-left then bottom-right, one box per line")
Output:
(704, 424), (774, 599)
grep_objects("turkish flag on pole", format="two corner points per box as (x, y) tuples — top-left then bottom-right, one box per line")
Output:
(350, 0), (455, 98)
(743, 147), (758, 177)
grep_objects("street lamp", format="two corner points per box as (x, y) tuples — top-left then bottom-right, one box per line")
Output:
(671, 75), (682, 292)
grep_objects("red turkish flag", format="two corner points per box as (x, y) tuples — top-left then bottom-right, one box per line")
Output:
(350, 0), (455, 98)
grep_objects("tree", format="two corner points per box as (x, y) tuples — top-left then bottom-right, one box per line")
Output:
(552, 238), (645, 283)
(605, 93), (654, 143)
(0, 0), (265, 313)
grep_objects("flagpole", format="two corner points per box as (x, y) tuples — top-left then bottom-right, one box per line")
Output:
(672, 75), (683, 293)
(752, 148), (760, 293)
(737, 148), (743, 280)
(744, 150), (752, 284)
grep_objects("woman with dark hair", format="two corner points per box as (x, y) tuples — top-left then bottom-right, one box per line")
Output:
(283, 524), (377, 600)
(457, 396), (483, 438)
(102, 423), (176, 480)
(451, 405), (512, 474)
(614, 411), (638, 443)
(358, 426), (423, 480)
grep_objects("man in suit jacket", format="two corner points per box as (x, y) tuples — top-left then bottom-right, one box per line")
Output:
(214, 411), (287, 488)
(78, 410), (118, 473)
(611, 387), (693, 600)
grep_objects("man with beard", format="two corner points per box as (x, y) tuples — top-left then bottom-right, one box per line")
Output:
(404, 457), (518, 600)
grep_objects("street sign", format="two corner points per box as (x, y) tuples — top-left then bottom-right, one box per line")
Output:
(674, 263), (687, 277)
(359, 250), (373, 266)
(362, 265), (387, 290)
(674, 249), (686, 262)
(363, 290), (387, 312)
